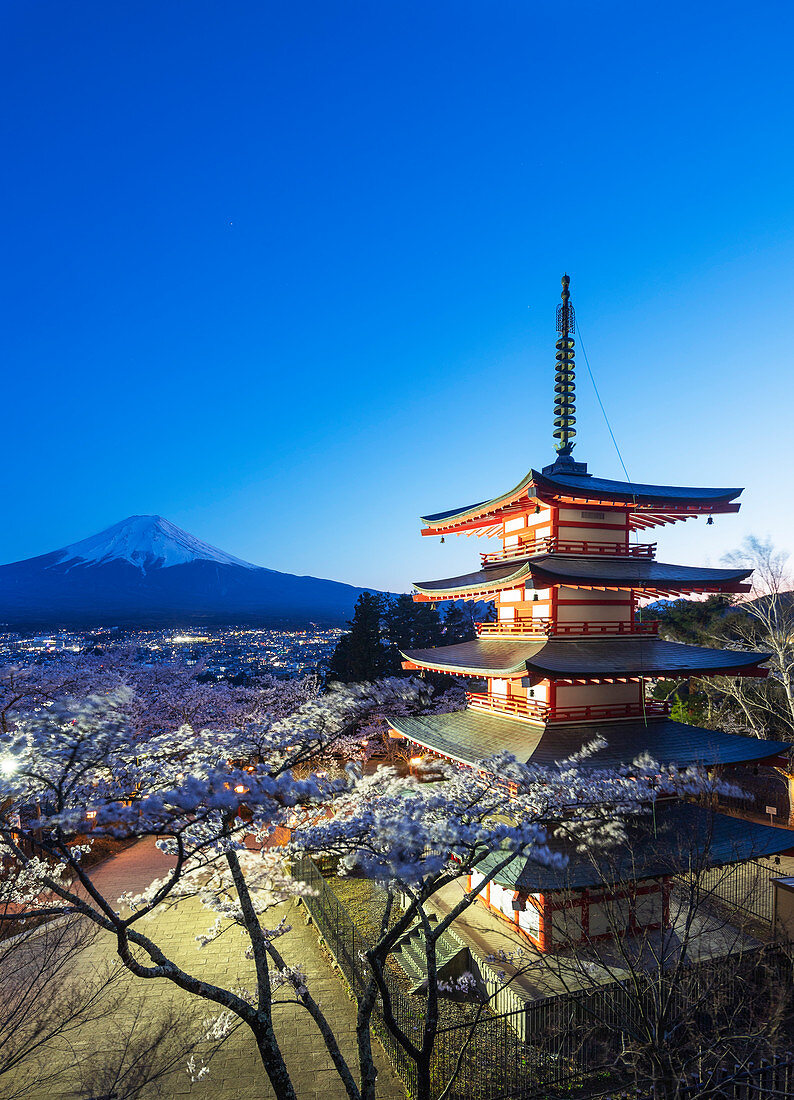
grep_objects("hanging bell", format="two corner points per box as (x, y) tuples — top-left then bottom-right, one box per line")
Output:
(706, 517), (713, 526)
(440, 536), (445, 544)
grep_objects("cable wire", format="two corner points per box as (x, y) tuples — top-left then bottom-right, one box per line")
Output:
(575, 318), (649, 726)
(575, 322), (632, 484)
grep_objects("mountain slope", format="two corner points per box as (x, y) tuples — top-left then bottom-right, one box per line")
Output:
(0, 516), (374, 627)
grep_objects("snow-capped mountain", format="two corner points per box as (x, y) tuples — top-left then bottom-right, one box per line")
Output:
(0, 516), (375, 627)
(56, 516), (258, 573)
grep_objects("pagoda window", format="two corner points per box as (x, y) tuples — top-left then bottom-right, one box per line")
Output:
(504, 517), (527, 534)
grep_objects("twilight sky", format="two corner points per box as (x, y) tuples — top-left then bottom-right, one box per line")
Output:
(2, 1), (794, 593)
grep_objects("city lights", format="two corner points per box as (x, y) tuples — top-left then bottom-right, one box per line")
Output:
(0, 625), (345, 679)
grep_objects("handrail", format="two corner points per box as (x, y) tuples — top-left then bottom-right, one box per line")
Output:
(480, 537), (656, 566)
(475, 619), (660, 637)
(466, 691), (549, 722)
(548, 700), (672, 722)
(465, 691), (671, 724)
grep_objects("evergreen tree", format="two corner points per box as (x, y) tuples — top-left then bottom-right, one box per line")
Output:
(327, 593), (392, 683)
(386, 594), (418, 652)
(411, 601), (444, 648)
(442, 601), (476, 644)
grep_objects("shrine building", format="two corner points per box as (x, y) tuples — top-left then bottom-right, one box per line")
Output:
(389, 276), (794, 952)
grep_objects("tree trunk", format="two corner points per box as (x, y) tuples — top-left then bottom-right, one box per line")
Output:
(253, 1019), (298, 1100)
(356, 980), (379, 1100)
(649, 1050), (680, 1100)
(415, 1054), (432, 1100)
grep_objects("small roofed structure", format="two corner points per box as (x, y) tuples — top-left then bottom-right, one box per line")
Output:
(388, 275), (794, 953)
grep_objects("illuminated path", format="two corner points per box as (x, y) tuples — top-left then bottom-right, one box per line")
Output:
(24, 839), (406, 1099)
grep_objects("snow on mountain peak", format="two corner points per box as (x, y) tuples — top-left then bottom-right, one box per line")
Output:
(55, 516), (258, 573)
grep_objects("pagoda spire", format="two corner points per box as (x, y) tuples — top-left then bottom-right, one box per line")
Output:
(554, 274), (576, 456)
(544, 274), (588, 476)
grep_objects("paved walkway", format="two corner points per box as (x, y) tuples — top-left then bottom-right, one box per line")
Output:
(13, 840), (405, 1100)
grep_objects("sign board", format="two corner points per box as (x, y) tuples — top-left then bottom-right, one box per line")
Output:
(766, 806), (778, 816)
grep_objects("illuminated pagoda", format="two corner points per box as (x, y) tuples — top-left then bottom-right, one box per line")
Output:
(390, 276), (793, 951)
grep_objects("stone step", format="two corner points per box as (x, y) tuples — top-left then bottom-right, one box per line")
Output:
(393, 918), (470, 995)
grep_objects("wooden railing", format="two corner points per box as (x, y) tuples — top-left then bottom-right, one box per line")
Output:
(480, 537), (656, 566)
(475, 619), (660, 638)
(466, 691), (549, 722)
(548, 699), (672, 722)
(466, 691), (671, 724)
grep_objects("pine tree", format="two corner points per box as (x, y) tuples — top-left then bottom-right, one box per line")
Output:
(442, 601), (476, 644)
(327, 593), (392, 683)
(386, 594), (418, 652)
(411, 601), (444, 648)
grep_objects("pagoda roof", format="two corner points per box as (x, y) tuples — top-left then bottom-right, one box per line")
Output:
(475, 802), (794, 892)
(420, 468), (743, 533)
(414, 559), (535, 600)
(413, 556), (751, 600)
(389, 709), (790, 771)
(531, 468), (743, 507)
(401, 637), (770, 679)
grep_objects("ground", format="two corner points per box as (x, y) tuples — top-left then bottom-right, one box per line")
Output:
(5, 839), (406, 1100)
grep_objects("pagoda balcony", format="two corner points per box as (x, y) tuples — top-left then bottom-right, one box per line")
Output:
(480, 537), (656, 566)
(466, 691), (549, 722)
(475, 619), (660, 638)
(465, 691), (672, 724)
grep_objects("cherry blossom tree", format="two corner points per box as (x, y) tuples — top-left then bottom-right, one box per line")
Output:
(0, 677), (464, 1098)
(0, 673), (697, 1100)
(287, 743), (709, 1100)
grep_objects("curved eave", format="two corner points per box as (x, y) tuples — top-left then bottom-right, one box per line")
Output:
(389, 710), (791, 771)
(521, 638), (771, 680)
(419, 468), (744, 535)
(420, 471), (535, 532)
(412, 557), (752, 602)
(401, 639), (544, 678)
(401, 638), (770, 680)
(413, 560), (533, 601)
(532, 470), (744, 509)
(528, 557), (753, 595)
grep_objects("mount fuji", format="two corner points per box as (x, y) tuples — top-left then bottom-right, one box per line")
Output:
(0, 516), (376, 628)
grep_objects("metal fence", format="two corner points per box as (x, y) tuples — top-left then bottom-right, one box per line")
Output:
(292, 856), (794, 1100)
(675, 855), (784, 928)
(603, 1054), (794, 1100)
(292, 855), (425, 1090)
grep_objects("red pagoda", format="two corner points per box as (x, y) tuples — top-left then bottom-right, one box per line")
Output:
(389, 276), (793, 952)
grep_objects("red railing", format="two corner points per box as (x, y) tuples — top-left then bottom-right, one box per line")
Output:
(466, 691), (549, 722)
(548, 700), (672, 723)
(475, 619), (660, 638)
(475, 619), (547, 637)
(465, 691), (671, 724)
(480, 537), (656, 566)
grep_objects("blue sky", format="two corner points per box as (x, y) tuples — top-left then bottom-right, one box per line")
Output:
(2, 1), (794, 591)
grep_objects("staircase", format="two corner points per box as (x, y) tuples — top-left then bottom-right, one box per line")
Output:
(392, 914), (469, 995)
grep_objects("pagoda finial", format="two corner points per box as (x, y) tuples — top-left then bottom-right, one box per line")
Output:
(554, 274), (576, 456)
